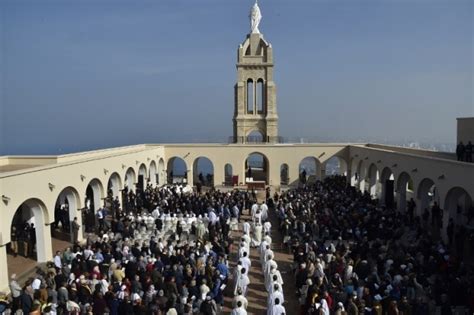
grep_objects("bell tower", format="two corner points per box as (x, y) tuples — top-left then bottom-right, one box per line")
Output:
(233, 1), (279, 143)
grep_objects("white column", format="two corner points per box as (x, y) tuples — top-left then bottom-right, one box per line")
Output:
(35, 206), (53, 262)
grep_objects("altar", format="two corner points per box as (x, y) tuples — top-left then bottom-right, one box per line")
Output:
(246, 178), (266, 190)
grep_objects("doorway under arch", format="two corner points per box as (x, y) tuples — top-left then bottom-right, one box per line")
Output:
(167, 157), (188, 184)
(417, 178), (439, 219)
(125, 167), (137, 192)
(138, 163), (147, 191)
(193, 157), (214, 186)
(85, 179), (104, 233)
(367, 163), (380, 198)
(158, 158), (165, 186)
(149, 160), (158, 186)
(325, 156), (348, 176)
(245, 152), (269, 184)
(380, 167), (395, 207)
(298, 156), (320, 184)
(53, 187), (81, 242)
(396, 172), (413, 213)
(444, 187), (473, 225)
(9, 198), (52, 264)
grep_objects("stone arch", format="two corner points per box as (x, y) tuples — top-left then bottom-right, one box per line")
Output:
(149, 160), (157, 186)
(379, 167), (395, 207)
(138, 163), (147, 191)
(85, 179), (104, 233)
(417, 177), (439, 215)
(298, 156), (321, 184)
(396, 172), (413, 212)
(193, 156), (214, 187)
(224, 163), (234, 186)
(245, 152), (269, 184)
(125, 167), (137, 192)
(167, 157), (188, 184)
(55, 187), (82, 242)
(10, 198), (52, 262)
(444, 187), (473, 225)
(325, 156), (348, 176)
(367, 163), (380, 197)
(107, 172), (122, 205)
(158, 158), (165, 186)
(246, 129), (265, 143)
(280, 163), (289, 186)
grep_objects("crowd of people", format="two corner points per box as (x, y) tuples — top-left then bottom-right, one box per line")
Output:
(274, 175), (474, 314)
(456, 141), (473, 162)
(7, 184), (265, 315)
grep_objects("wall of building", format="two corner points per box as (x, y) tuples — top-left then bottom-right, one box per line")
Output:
(0, 142), (472, 292)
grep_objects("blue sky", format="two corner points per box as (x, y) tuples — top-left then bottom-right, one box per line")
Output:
(1, 0), (472, 155)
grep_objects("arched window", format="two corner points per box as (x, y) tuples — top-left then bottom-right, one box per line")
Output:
(256, 79), (264, 113)
(247, 79), (254, 114)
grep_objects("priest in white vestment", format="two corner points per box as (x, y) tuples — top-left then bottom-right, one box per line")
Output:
(234, 268), (250, 296)
(268, 298), (285, 315)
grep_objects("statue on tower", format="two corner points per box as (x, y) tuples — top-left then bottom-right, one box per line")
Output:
(250, 1), (262, 34)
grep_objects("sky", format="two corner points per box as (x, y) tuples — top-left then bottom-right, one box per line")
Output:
(0, 0), (473, 155)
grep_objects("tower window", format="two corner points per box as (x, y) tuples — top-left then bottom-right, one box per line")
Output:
(256, 79), (264, 113)
(247, 79), (254, 114)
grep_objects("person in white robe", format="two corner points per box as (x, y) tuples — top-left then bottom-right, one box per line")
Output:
(268, 298), (285, 315)
(231, 302), (248, 315)
(263, 234), (272, 246)
(238, 252), (251, 274)
(265, 267), (283, 292)
(251, 203), (259, 217)
(232, 289), (248, 309)
(263, 221), (272, 235)
(259, 240), (268, 256)
(264, 259), (278, 281)
(262, 249), (274, 270)
(267, 283), (284, 310)
(233, 268), (250, 296)
(242, 221), (251, 235)
(196, 220), (207, 240)
(319, 298), (330, 315)
(252, 223), (262, 247)
(252, 209), (262, 226)
(260, 202), (268, 221)
(242, 234), (251, 248)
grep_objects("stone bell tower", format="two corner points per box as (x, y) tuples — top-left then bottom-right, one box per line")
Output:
(233, 1), (279, 143)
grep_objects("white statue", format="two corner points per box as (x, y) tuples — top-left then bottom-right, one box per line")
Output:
(250, 1), (262, 34)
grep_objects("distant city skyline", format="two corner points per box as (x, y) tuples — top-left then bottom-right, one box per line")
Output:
(1, 0), (472, 155)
